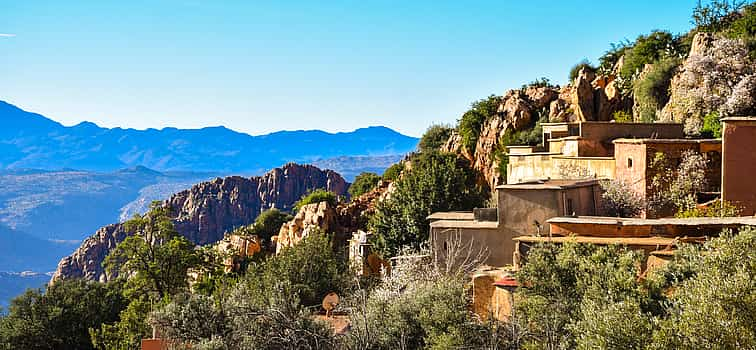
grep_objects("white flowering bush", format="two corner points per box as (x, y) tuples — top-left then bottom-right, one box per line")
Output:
(662, 35), (755, 133)
(600, 179), (645, 217)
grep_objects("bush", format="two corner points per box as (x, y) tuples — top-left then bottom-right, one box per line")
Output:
(418, 124), (453, 153)
(234, 208), (293, 247)
(700, 111), (722, 138)
(632, 57), (681, 122)
(293, 189), (338, 211)
(598, 40), (631, 74)
(345, 249), (518, 349)
(381, 162), (403, 181)
(457, 95), (502, 153)
(613, 110), (633, 122)
(149, 233), (350, 349)
(370, 152), (486, 257)
(675, 199), (741, 217)
(349, 172), (382, 198)
(516, 243), (659, 350)
(693, 0), (749, 33)
(600, 179), (645, 218)
(0, 279), (126, 350)
(568, 59), (596, 81)
(651, 227), (756, 348)
(620, 31), (681, 83)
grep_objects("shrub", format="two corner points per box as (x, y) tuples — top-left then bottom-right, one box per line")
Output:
(345, 249), (518, 349)
(700, 110), (722, 138)
(632, 57), (681, 122)
(381, 162), (403, 181)
(233, 208), (293, 247)
(648, 151), (709, 216)
(516, 243), (659, 350)
(457, 95), (502, 153)
(620, 31), (681, 83)
(693, 0), (749, 32)
(675, 199), (741, 217)
(650, 227), (756, 348)
(293, 189), (338, 211)
(370, 152), (486, 257)
(418, 124), (453, 153)
(613, 110), (633, 122)
(149, 234), (349, 349)
(600, 179), (645, 218)
(348, 172), (382, 198)
(568, 59), (596, 81)
(0, 279), (126, 350)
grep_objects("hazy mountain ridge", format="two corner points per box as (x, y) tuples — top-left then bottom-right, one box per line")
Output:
(0, 101), (419, 173)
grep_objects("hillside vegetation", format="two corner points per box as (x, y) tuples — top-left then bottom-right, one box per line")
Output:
(1, 1), (756, 349)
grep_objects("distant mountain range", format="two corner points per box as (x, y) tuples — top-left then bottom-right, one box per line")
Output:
(0, 101), (418, 173)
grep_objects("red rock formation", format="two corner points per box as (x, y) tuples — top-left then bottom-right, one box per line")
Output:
(274, 180), (394, 251)
(52, 163), (348, 283)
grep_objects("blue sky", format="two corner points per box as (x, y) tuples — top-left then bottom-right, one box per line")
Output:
(1, 1), (696, 137)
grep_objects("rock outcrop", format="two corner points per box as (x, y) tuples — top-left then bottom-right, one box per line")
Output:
(443, 68), (630, 190)
(52, 163), (348, 283)
(275, 180), (393, 251)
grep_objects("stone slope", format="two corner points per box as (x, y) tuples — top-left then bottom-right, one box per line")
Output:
(52, 163), (348, 283)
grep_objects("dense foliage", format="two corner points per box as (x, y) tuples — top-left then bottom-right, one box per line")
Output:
(457, 95), (502, 153)
(150, 233), (350, 349)
(348, 172), (382, 198)
(232, 208), (293, 250)
(370, 152), (487, 257)
(381, 162), (404, 181)
(0, 279), (126, 350)
(568, 59), (596, 81)
(632, 57), (681, 122)
(294, 189), (339, 211)
(516, 226), (756, 349)
(92, 203), (203, 349)
(418, 124), (453, 153)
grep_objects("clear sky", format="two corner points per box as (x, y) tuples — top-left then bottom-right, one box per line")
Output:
(1, 1), (697, 137)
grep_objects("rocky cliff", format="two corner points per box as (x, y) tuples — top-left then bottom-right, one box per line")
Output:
(52, 163), (348, 283)
(443, 69), (629, 189)
(275, 180), (393, 251)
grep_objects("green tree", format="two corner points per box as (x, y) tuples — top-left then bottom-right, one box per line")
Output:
(93, 203), (202, 349)
(418, 124), (453, 153)
(0, 279), (126, 350)
(382, 162), (404, 181)
(620, 31), (681, 83)
(651, 227), (756, 349)
(293, 189), (338, 211)
(148, 233), (348, 349)
(349, 172), (382, 198)
(458, 95), (502, 153)
(516, 243), (662, 350)
(632, 57), (681, 122)
(234, 208), (293, 247)
(370, 152), (486, 257)
(693, 0), (748, 32)
(568, 59), (596, 81)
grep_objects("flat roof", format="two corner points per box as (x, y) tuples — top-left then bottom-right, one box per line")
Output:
(497, 179), (599, 190)
(721, 117), (756, 122)
(429, 220), (499, 229)
(427, 212), (474, 221)
(541, 121), (682, 126)
(613, 138), (721, 144)
(547, 216), (756, 226)
(514, 235), (677, 246)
